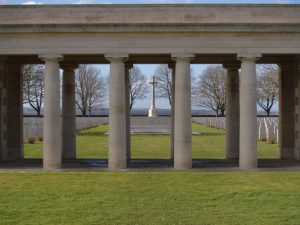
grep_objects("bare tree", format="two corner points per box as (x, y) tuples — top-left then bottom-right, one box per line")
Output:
(153, 65), (195, 107)
(23, 64), (45, 116)
(154, 65), (173, 106)
(256, 64), (279, 117)
(192, 65), (226, 117)
(129, 66), (149, 110)
(75, 65), (107, 116)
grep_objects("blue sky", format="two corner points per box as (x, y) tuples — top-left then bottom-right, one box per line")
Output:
(1, 0), (287, 111)
(0, 0), (299, 5)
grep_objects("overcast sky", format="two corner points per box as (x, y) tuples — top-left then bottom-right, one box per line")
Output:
(2, 0), (291, 110)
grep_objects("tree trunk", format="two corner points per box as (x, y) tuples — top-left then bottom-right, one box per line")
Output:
(130, 102), (133, 111)
(267, 109), (270, 117)
(220, 109), (225, 117)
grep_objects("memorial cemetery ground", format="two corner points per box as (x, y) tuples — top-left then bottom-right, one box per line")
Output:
(1, 124), (299, 224)
(24, 123), (278, 159)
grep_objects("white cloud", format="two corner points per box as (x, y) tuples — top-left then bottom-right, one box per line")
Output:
(184, 0), (194, 3)
(0, 0), (7, 5)
(75, 0), (111, 4)
(22, 1), (43, 4)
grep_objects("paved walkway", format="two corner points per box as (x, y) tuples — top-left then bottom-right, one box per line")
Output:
(0, 158), (299, 172)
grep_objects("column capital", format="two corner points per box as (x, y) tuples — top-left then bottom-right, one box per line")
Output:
(237, 52), (261, 62)
(171, 53), (195, 62)
(60, 62), (79, 71)
(105, 53), (128, 63)
(223, 62), (241, 70)
(39, 54), (64, 62)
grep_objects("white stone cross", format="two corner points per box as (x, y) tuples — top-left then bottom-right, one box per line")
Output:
(148, 77), (157, 117)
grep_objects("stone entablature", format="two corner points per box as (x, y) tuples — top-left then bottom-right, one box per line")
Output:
(0, 5), (300, 34)
(0, 4), (300, 25)
(0, 5), (300, 57)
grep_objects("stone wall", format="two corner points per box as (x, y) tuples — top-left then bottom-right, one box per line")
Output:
(23, 117), (108, 139)
(24, 116), (279, 143)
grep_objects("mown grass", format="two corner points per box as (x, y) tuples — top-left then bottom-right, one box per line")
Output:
(4, 124), (298, 225)
(0, 172), (299, 225)
(24, 123), (279, 159)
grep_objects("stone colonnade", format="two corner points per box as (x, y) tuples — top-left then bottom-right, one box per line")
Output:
(223, 63), (240, 160)
(0, 54), (299, 170)
(0, 3), (299, 173)
(238, 54), (261, 169)
(40, 55), (63, 169)
(61, 63), (78, 160)
(0, 60), (24, 161)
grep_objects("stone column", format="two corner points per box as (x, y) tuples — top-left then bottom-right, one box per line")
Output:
(294, 57), (300, 160)
(39, 54), (63, 170)
(6, 63), (23, 160)
(223, 63), (240, 159)
(279, 63), (295, 160)
(168, 63), (175, 161)
(172, 54), (194, 169)
(125, 63), (133, 162)
(238, 53), (261, 169)
(61, 63), (78, 159)
(106, 55), (128, 169)
(0, 58), (7, 161)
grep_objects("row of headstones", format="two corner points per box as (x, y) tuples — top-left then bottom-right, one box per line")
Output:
(192, 117), (279, 143)
(23, 117), (109, 140)
(192, 117), (226, 129)
(258, 117), (279, 143)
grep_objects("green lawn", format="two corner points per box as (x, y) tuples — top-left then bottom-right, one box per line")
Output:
(0, 172), (299, 225)
(3, 124), (299, 225)
(25, 123), (279, 159)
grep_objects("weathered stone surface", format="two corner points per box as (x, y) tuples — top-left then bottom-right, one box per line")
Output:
(131, 117), (171, 134)
(0, 5), (300, 25)
(1, 5), (300, 56)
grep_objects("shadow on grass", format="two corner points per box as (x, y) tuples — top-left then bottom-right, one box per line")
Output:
(77, 131), (107, 136)
(197, 132), (224, 137)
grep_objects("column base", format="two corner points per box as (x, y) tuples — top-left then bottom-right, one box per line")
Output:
(174, 160), (192, 170)
(239, 161), (257, 169)
(43, 161), (61, 170)
(108, 164), (126, 170)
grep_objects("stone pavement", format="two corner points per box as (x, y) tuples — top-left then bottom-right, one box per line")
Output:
(0, 158), (299, 172)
